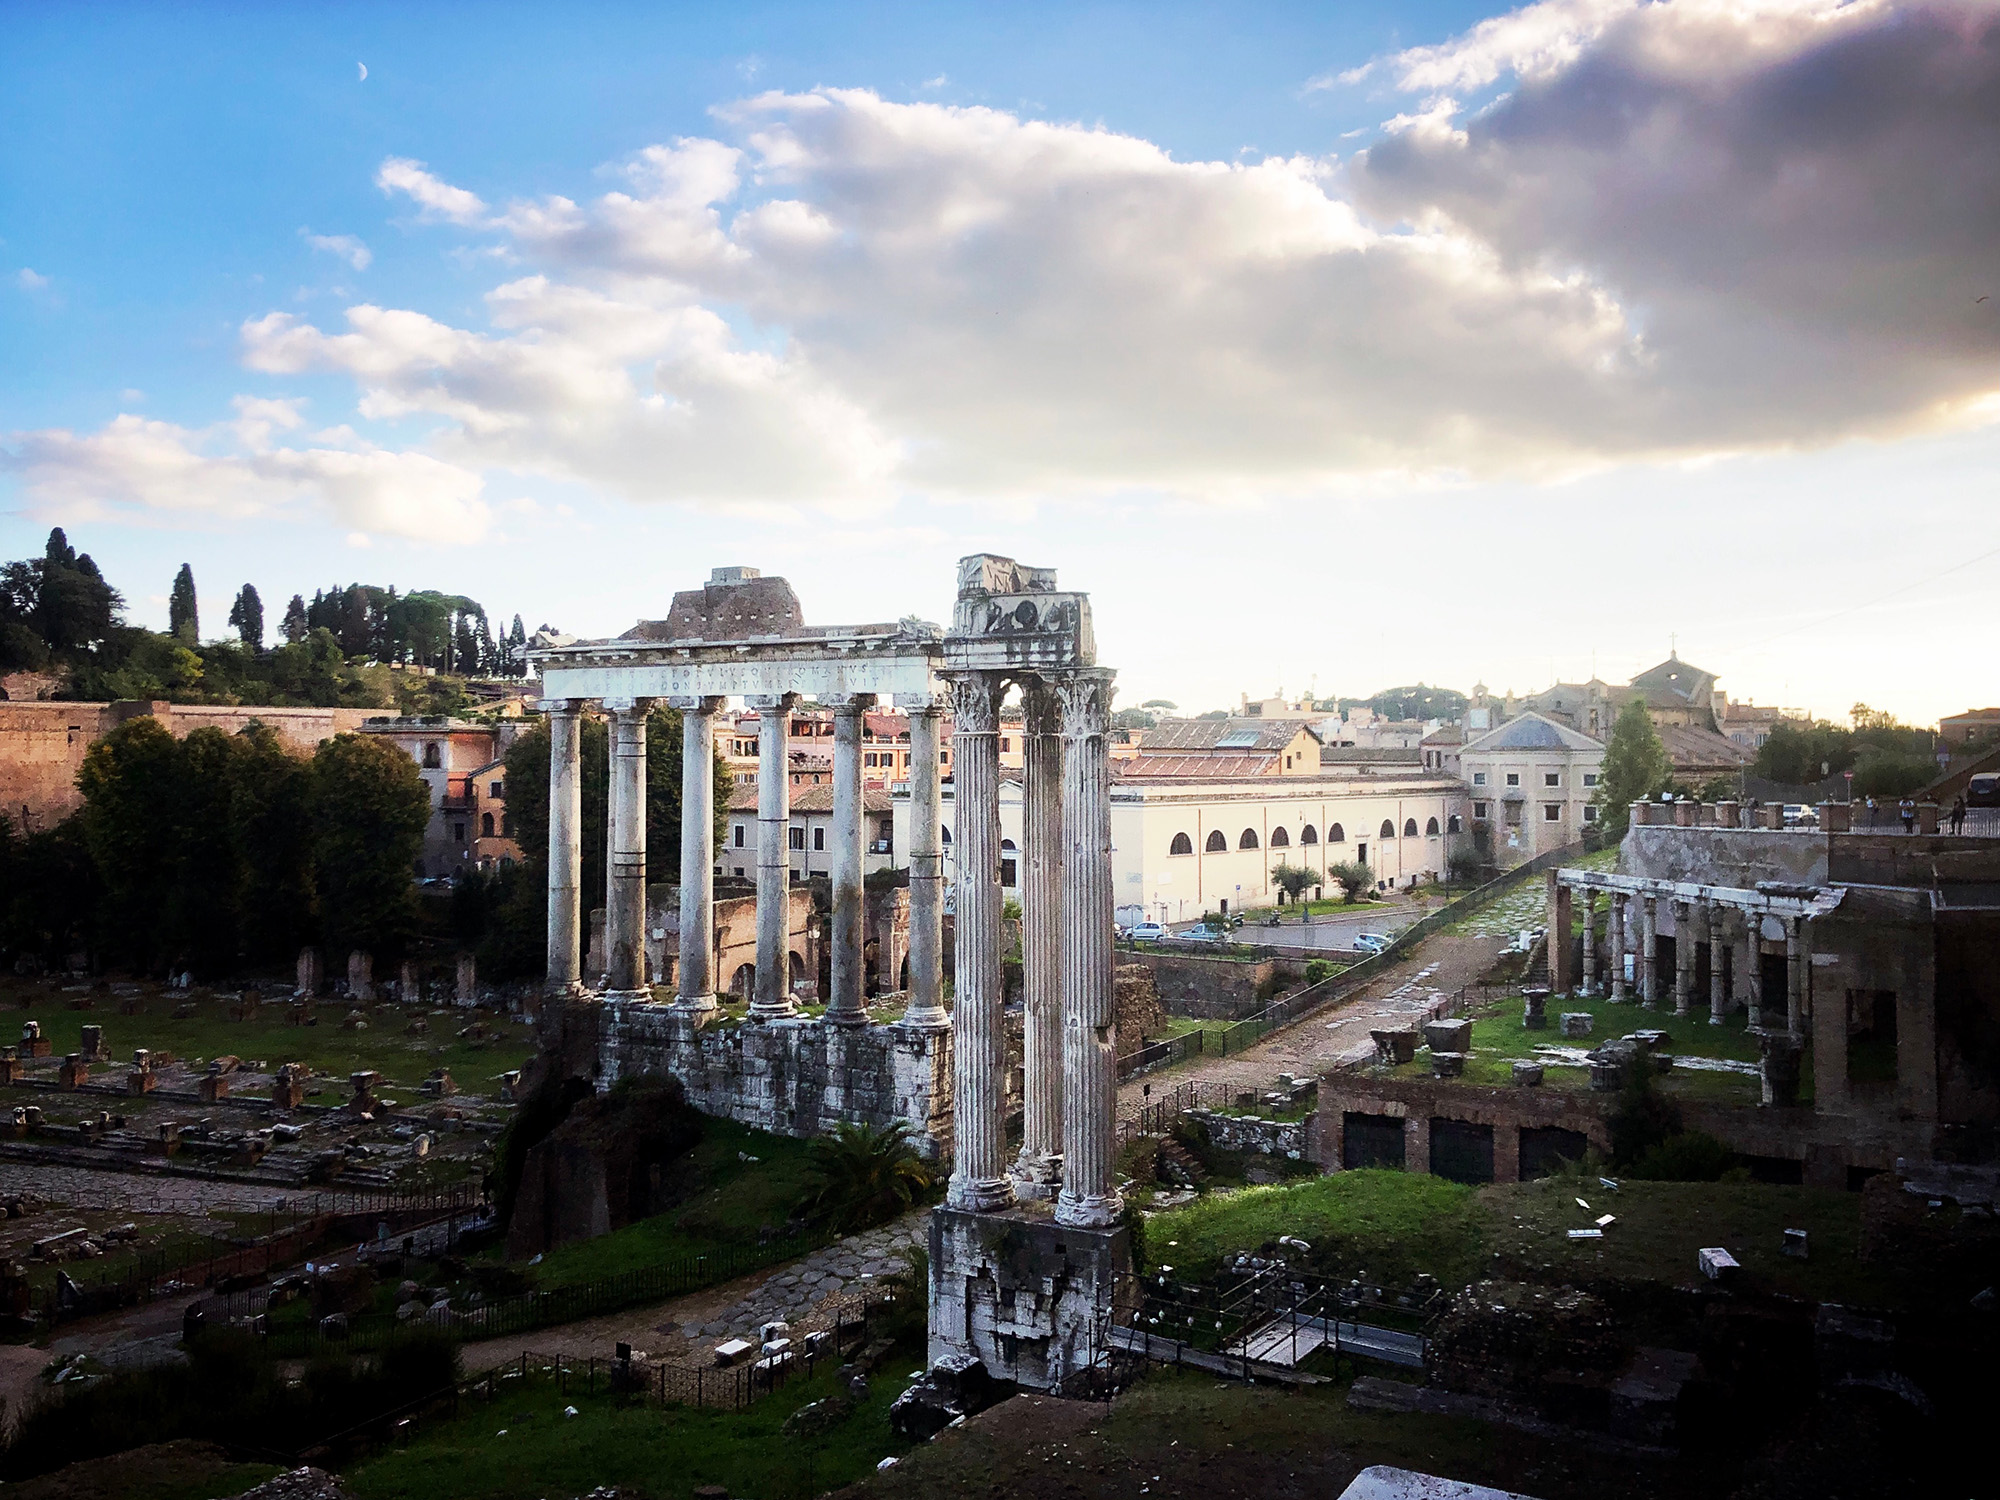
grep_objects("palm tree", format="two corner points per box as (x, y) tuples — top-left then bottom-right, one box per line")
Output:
(799, 1121), (935, 1234)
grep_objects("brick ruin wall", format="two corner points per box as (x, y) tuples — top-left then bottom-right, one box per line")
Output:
(0, 701), (375, 832)
(1118, 951), (1303, 1020)
(593, 1000), (952, 1158)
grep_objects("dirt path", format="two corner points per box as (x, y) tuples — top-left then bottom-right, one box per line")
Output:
(1118, 933), (1507, 1114)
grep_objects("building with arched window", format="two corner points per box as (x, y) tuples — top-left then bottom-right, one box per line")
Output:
(893, 764), (1469, 926)
(361, 718), (529, 877)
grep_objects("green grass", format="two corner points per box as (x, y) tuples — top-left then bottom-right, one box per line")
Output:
(522, 1120), (820, 1291)
(1139, 1169), (1489, 1286)
(1380, 986), (1771, 1104)
(1137, 1167), (1916, 1311)
(343, 1340), (923, 1500)
(0, 982), (534, 1095)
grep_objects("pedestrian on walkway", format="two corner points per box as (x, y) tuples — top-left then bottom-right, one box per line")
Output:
(1866, 796), (1878, 827)
(1899, 798), (1916, 833)
(1952, 795), (1967, 835)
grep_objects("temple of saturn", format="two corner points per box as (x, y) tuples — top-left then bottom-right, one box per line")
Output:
(530, 556), (1131, 1389)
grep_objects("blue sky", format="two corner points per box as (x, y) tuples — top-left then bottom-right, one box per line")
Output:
(5, 0), (1998, 724)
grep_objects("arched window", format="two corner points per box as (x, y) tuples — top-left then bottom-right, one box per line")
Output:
(1425, 817), (1440, 836)
(942, 827), (952, 846)
(423, 742), (442, 768)
(1205, 829), (1228, 852)
(1447, 814), (1462, 833)
(1001, 839), (1017, 851)
(1329, 823), (1345, 843)
(1299, 825), (1318, 845)
(1269, 826), (1290, 848)
(1380, 819), (1397, 839)
(1403, 818), (1420, 838)
(1170, 832), (1194, 856)
(1238, 828), (1260, 850)
(481, 813), (494, 838)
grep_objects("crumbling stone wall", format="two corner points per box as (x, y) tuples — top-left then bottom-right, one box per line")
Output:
(1186, 1107), (1310, 1159)
(507, 1077), (706, 1259)
(595, 1000), (951, 1158)
(1113, 963), (1167, 1041)
(1117, 952), (1296, 1020)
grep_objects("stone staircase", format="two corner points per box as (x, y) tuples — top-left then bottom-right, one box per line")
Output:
(1155, 1137), (1207, 1188)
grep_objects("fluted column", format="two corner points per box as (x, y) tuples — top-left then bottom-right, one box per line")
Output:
(1744, 915), (1765, 1031)
(1609, 894), (1628, 1003)
(671, 695), (724, 1013)
(1055, 668), (1121, 1230)
(1580, 890), (1598, 997)
(1673, 901), (1695, 1017)
(603, 699), (650, 998)
(750, 693), (800, 1022)
(826, 695), (872, 1026)
(542, 699), (585, 996)
(946, 672), (1012, 1211)
(1786, 917), (1805, 1037)
(1012, 679), (1063, 1197)
(900, 699), (949, 1029)
(1641, 895), (1659, 1008)
(1707, 902), (1727, 1025)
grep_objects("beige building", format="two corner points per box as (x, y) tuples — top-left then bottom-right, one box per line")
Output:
(360, 717), (528, 877)
(723, 784), (898, 883)
(893, 769), (1469, 925)
(1460, 712), (1605, 865)
(1125, 716), (1326, 778)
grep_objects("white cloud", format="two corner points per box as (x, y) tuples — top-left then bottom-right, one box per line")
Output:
(3, 411), (488, 543)
(16, 268), (50, 291)
(375, 157), (489, 225)
(302, 230), (373, 270)
(29, 8), (2000, 542)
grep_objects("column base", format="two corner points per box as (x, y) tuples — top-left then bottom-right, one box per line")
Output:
(1708, 1014), (1725, 1026)
(898, 1004), (950, 1031)
(1009, 1152), (1063, 1200)
(668, 996), (723, 1024)
(747, 1001), (800, 1024)
(1054, 1189), (1123, 1230)
(545, 979), (587, 1000)
(947, 1175), (1018, 1213)
(821, 1006), (872, 1028)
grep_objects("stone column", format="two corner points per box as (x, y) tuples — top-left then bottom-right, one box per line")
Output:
(750, 693), (800, 1021)
(826, 695), (872, 1026)
(1641, 896), (1659, 1008)
(900, 698), (949, 1029)
(542, 699), (585, 995)
(1609, 894), (1629, 1003)
(1673, 901), (1695, 1017)
(1012, 679), (1064, 1196)
(1800, 924), (1816, 1040)
(1056, 668), (1122, 1231)
(945, 672), (1012, 1211)
(1708, 901), (1728, 1026)
(1580, 890), (1598, 997)
(602, 699), (650, 998)
(670, 696), (725, 1014)
(1547, 873), (1575, 994)
(1744, 914), (1765, 1031)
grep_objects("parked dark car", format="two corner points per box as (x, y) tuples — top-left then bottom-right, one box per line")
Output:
(1967, 773), (2000, 809)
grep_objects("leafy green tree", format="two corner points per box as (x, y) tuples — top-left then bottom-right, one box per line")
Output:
(797, 1121), (935, 1234)
(168, 564), (199, 644)
(230, 722), (317, 963)
(309, 733), (432, 961)
(1594, 698), (1672, 838)
(1270, 861), (1320, 904)
(167, 727), (246, 973)
(77, 717), (191, 970)
(281, 594), (308, 644)
(1328, 860), (1374, 902)
(0, 814), (99, 969)
(227, 585), (265, 651)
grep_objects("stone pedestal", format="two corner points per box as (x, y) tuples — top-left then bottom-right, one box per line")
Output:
(295, 946), (322, 997)
(58, 1055), (88, 1090)
(19, 1024), (50, 1060)
(399, 960), (421, 1004)
(456, 953), (477, 1007)
(347, 951), (375, 1004)
(79, 1025), (105, 1063)
(928, 1203), (1131, 1391)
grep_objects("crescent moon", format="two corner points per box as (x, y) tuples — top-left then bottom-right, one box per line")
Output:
(357, 61), (368, 80)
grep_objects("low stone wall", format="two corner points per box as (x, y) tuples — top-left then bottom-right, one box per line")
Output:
(596, 999), (951, 1157)
(1186, 1107), (1311, 1160)
(1119, 952), (1299, 1020)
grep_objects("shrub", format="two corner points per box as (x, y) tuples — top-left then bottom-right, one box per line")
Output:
(1305, 959), (1337, 986)
(1630, 1130), (1741, 1183)
(798, 1121), (935, 1235)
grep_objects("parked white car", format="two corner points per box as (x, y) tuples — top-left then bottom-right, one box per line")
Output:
(1353, 932), (1393, 954)
(1124, 921), (1169, 942)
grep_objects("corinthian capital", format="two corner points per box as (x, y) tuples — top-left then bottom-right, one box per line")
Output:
(1053, 668), (1116, 739)
(944, 673), (1004, 735)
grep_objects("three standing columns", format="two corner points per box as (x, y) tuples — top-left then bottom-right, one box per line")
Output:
(543, 699), (585, 996)
(945, 673), (1012, 1212)
(825, 697), (871, 1027)
(1012, 682), (1063, 1195)
(1054, 669), (1120, 1230)
(750, 693), (800, 1022)
(899, 701), (949, 1029)
(603, 698), (650, 999)
(672, 696), (725, 1013)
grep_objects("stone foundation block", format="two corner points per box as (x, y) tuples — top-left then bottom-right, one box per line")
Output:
(1423, 1019), (1472, 1053)
(1559, 1013), (1594, 1039)
(1430, 1051), (1467, 1079)
(1371, 1030), (1418, 1066)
